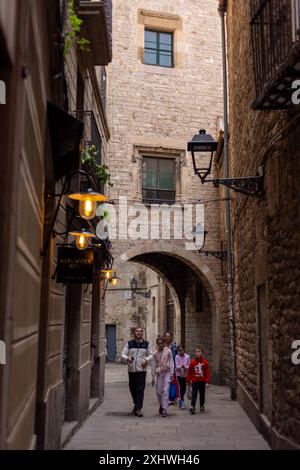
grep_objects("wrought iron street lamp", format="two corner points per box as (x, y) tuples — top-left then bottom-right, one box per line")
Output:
(187, 129), (264, 197)
(188, 129), (218, 184)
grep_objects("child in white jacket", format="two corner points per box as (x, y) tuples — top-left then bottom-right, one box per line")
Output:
(152, 336), (174, 417)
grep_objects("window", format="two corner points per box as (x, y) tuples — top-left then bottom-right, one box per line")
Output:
(144, 29), (173, 67)
(142, 157), (175, 203)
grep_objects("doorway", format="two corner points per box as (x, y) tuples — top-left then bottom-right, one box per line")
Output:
(106, 324), (117, 362)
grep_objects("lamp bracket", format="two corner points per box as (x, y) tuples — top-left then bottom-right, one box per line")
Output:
(133, 290), (151, 299)
(200, 250), (227, 261)
(203, 173), (264, 198)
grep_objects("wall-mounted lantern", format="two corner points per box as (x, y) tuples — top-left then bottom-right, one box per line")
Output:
(187, 129), (264, 197)
(192, 224), (227, 261)
(188, 129), (218, 184)
(101, 269), (115, 280)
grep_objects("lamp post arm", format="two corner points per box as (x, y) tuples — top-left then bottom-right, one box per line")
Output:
(203, 173), (264, 198)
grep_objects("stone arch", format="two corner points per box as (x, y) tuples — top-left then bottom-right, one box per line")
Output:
(114, 242), (224, 384)
(128, 258), (183, 342)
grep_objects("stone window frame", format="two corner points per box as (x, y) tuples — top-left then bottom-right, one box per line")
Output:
(137, 9), (184, 69)
(132, 145), (184, 204)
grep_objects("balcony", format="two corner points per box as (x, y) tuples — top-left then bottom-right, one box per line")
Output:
(75, 110), (104, 193)
(78, 0), (112, 65)
(250, 0), (300, 109)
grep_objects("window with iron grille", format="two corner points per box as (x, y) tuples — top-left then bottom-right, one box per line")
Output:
(142, 157), (175, 203)
(250, 0), (300, 109)
(144, 29), (173, 67)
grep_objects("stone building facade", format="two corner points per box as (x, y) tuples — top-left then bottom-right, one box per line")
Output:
(0, 0), (112, 449)
(105, 0), (229, 381)
(224, 0), (300, 450)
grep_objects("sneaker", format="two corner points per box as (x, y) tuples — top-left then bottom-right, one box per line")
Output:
(162, 410), (167, 417)
(131, 406), (137, 415)
(189, 407), (195, 415)
(181, 401), (185, 410)
(159, 406), (163, 415)
(200, 405), (205, 412)
(135, 409), (143, 417)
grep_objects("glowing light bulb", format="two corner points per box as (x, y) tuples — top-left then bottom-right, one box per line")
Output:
(76, 235), (88, 250)
(79, 199), (96, 220)
(112, 277), (118, 286)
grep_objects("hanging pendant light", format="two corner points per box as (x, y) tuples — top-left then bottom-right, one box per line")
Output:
(68, 188), (108, 220)
(69, 228), (96, 250)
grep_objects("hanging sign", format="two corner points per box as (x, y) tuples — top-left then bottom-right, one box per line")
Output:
(56, 247), (94, 283)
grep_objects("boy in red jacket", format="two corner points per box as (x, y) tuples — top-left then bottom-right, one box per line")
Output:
(187, 346), (210, 414)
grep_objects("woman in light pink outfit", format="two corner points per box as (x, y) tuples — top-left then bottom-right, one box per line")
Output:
(152, 337), (174, 417)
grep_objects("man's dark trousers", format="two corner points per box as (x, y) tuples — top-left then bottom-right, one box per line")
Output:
(129, 371), (146, 410)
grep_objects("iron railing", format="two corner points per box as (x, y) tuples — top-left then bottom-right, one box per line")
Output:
(78, 0), (112, 65)
(103, 0), (112, 57)
(250, 0), (300, 108)
(75, 110), (104, 193)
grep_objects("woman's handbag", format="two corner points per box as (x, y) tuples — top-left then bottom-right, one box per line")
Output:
(169, 382), (177, 401)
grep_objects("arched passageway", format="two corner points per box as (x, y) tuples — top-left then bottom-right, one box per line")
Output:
(113, 243), (225, 384)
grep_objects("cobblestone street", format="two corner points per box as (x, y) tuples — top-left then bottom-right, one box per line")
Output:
(65, 364), (270, 450)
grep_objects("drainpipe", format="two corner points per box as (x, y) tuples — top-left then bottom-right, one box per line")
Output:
(218, 0), (237, 400)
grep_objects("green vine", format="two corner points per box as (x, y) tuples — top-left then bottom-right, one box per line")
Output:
(64, 0), (90, 55)
(81, 145), (113, 186)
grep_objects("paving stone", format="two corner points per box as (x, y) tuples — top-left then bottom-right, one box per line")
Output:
(65, 364), (270, 450)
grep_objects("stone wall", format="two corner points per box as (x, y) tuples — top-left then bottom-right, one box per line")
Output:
(226, 0), (300, 449)
(0, 0), (111, 450)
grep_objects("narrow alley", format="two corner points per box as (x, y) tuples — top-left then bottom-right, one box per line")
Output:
(65, 364), (269, 451)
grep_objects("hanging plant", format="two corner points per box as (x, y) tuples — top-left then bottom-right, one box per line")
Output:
(64, 0), (90, 55)
(81, 145), (113, 186)
(98, 204), (110, 221)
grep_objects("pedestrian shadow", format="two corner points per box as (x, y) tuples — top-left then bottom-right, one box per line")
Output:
(105, 411), (132, 417)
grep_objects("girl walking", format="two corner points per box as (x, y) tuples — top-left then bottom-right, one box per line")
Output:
(175, 345), (190, 410)
(152, 336), (174, 417)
